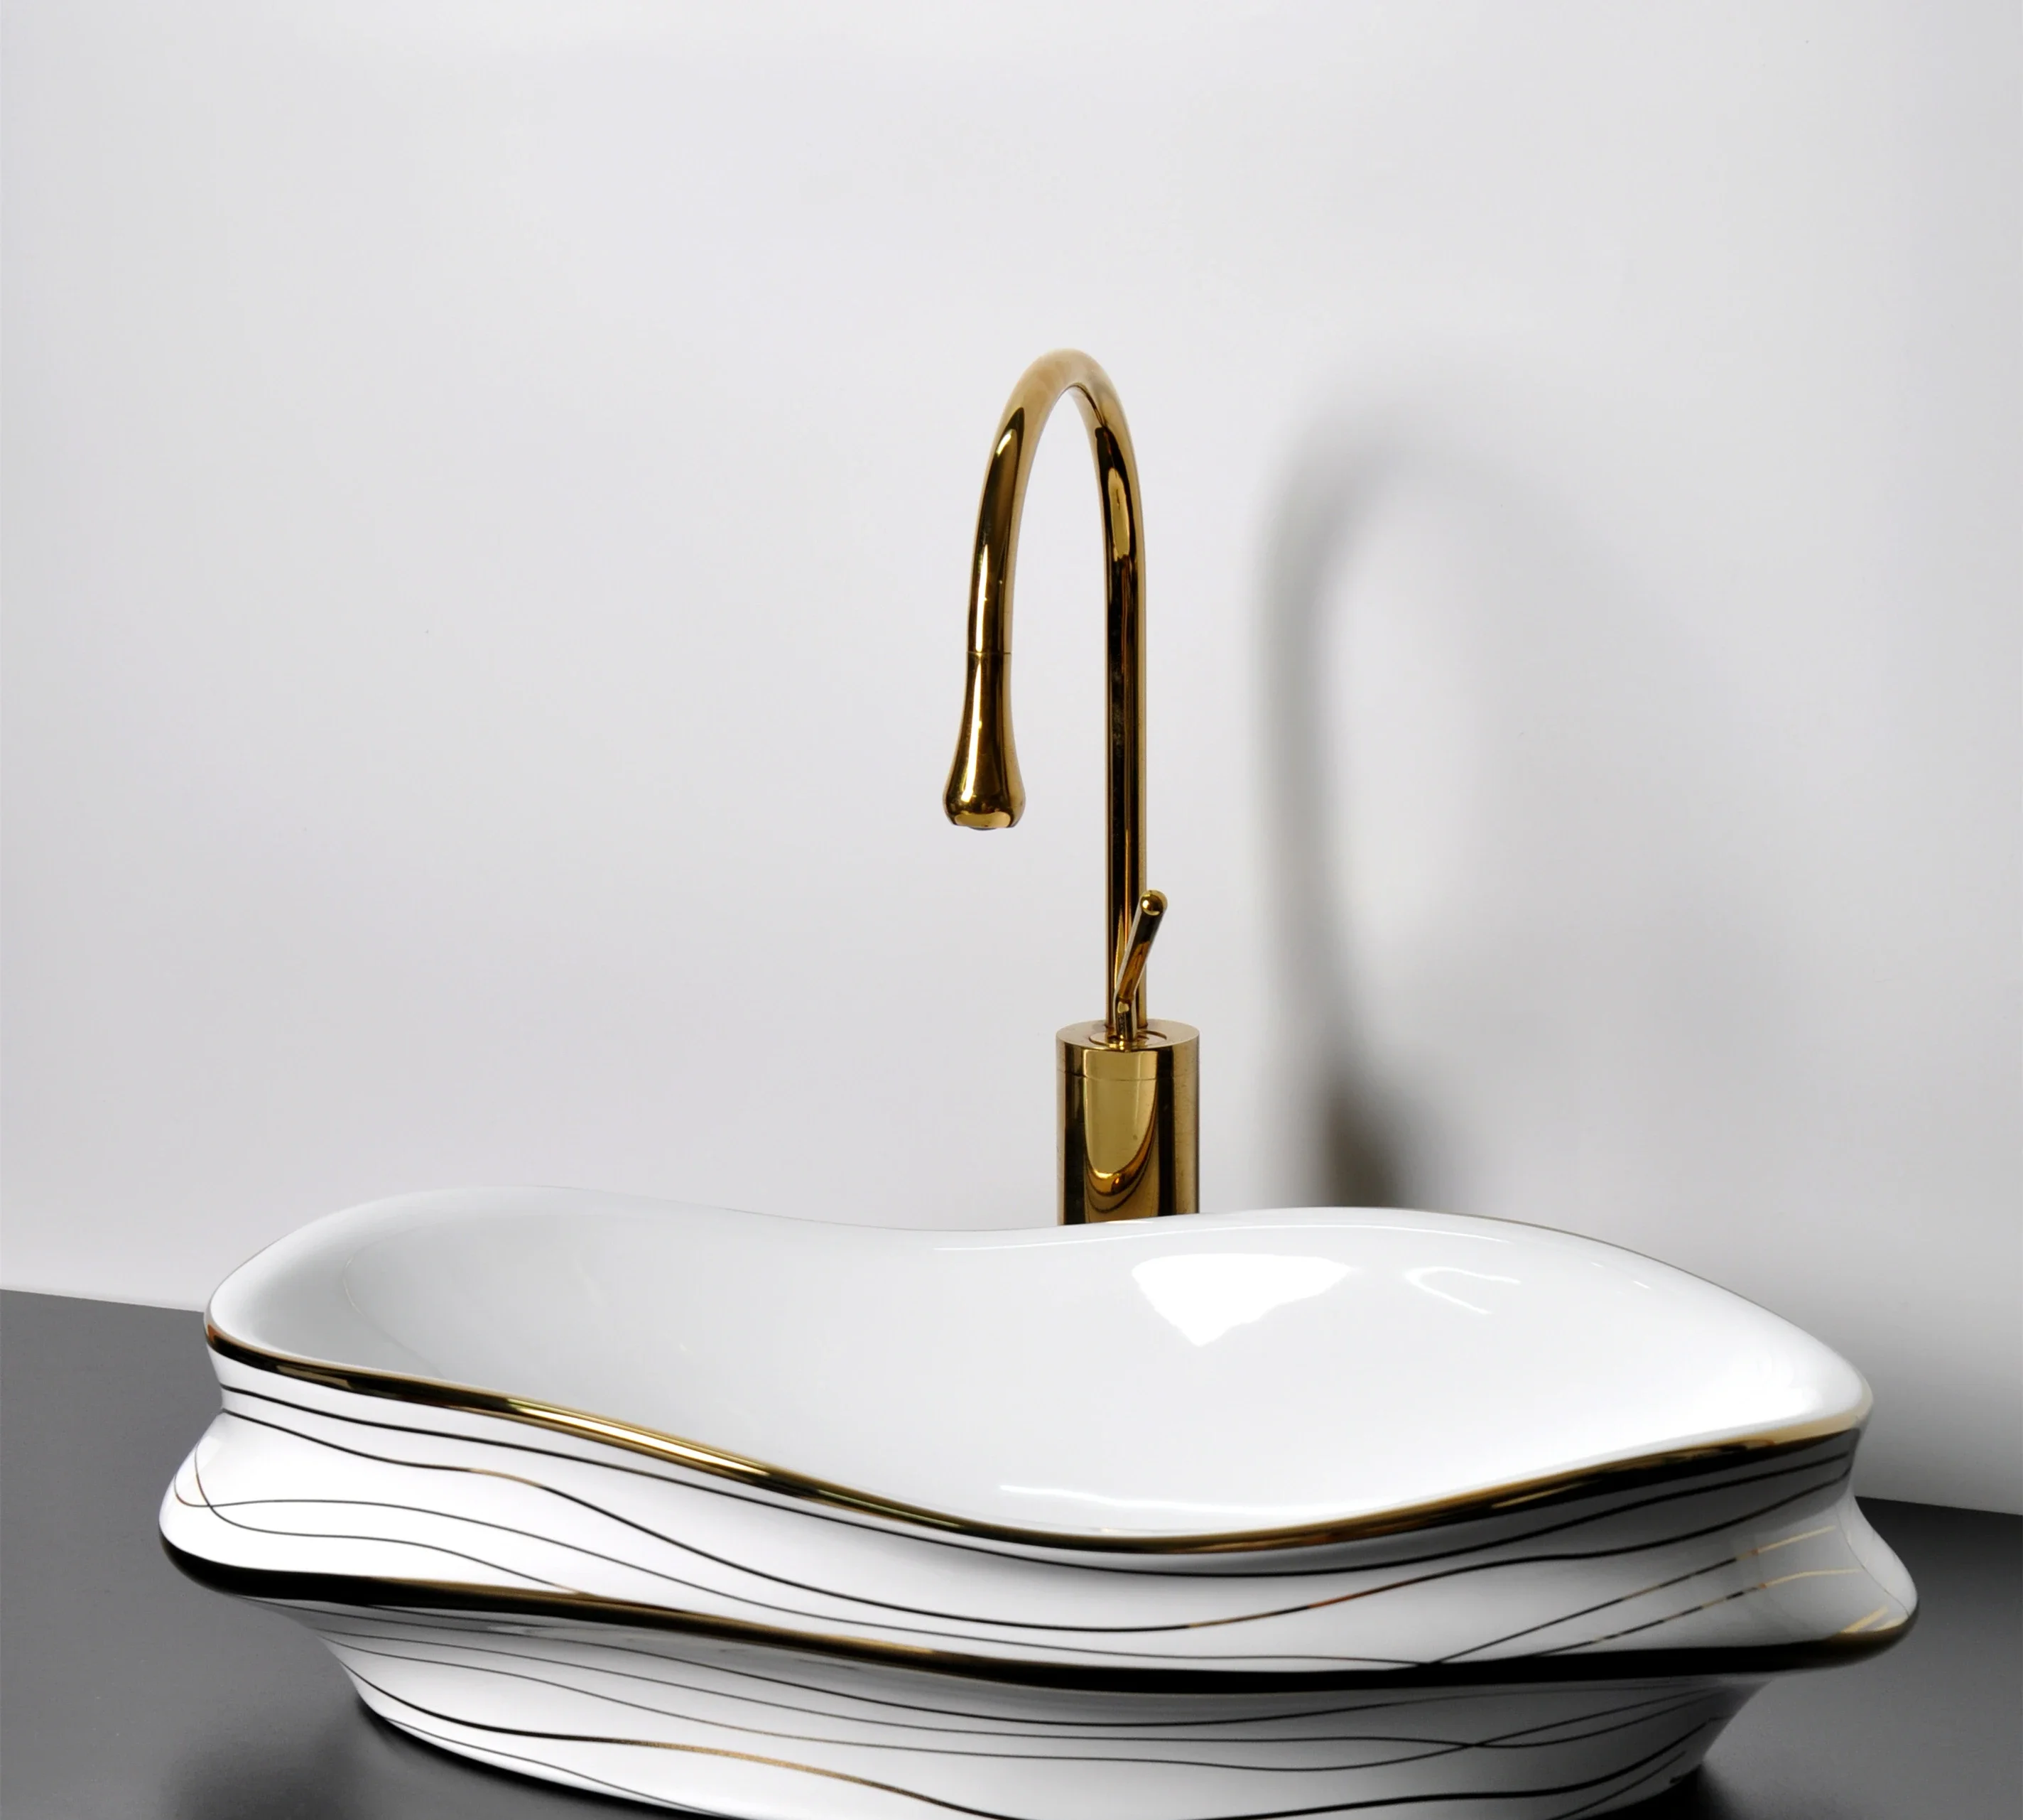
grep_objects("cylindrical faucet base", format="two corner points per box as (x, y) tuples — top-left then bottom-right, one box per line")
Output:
(1057, 1021), (1199, 1223)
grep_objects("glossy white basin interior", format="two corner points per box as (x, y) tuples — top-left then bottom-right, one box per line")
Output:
(211, 1189), (1865, 1540)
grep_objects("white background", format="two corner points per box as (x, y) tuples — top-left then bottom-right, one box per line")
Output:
(4, 2), (2016, 1511)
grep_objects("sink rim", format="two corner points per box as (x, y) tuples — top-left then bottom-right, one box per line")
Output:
(201, 1188), (1872, 1556)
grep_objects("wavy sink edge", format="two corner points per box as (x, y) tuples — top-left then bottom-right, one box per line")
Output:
(163, 1189), (1916, 1818)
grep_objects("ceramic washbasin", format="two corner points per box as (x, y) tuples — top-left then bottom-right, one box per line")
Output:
(162, 1188), (1913, 1818)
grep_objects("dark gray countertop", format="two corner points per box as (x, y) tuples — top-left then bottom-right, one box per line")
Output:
(3, 1288), (2016, 1819)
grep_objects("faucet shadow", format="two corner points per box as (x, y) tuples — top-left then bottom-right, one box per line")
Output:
(1257, 408), (1750, 1221)
(1259, 426), (1416, 1209)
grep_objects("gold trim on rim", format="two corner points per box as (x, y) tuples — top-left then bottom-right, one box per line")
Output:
(205, 1321), (1870, 1558)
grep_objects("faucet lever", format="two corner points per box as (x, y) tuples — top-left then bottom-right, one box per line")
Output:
(1110, 889), (1166, 1044)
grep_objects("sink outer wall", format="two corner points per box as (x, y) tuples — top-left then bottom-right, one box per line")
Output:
(162, 1190), (1916, 1817)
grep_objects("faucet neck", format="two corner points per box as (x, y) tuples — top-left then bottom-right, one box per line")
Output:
(943, 350), (1149, 1039)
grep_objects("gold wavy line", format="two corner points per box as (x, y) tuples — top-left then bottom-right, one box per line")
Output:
(207, 1321), (1867, 1557)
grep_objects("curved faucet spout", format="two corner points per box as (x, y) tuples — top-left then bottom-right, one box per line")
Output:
(941, 350), (1198, 1223)
(943, 350), (1149, 1036)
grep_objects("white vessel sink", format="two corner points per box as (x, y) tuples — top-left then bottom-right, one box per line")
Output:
(163, 1188), (1914, 1816)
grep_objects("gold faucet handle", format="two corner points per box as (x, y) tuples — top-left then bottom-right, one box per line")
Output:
(1110, 889), (1166, 1043)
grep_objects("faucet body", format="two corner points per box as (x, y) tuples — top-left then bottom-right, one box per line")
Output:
(944, 352), (1199, 1222)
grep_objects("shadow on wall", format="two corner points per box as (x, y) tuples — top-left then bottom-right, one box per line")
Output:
(1257, 405), (1774, 1234)
(1259, 425), (1414, 1210)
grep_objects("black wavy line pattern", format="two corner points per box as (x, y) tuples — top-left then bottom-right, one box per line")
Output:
(175, 1468), (1843, 1677)
(197, 1395), (1859, 1648)
(161, 1539), (1901, 1692)
(175, 1475), (1413, 1671)
(315, 1630), (1713, 1772)
(211, 1373), (1862, 1596)
(307, 1608), (1712, 1746)
(213, 1368), (1860, 1581)
(170, 1468), (1843, 1677)
(173, 1397), (1882, 1684)
(306, 1603), (1721, 1738)
(334, 1654), (1730, 1820)
(370, 1703), (1706, 1820)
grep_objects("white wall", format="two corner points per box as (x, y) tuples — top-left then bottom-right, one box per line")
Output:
(4, 2), (2016, 1511)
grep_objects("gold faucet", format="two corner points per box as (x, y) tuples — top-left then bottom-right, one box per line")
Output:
(944, 350), (1199, 1223)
